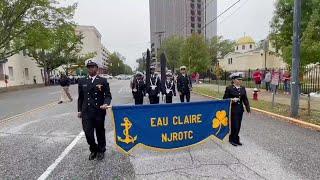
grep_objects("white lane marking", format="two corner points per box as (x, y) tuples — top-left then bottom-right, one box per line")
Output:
(37, 131), (84, 180)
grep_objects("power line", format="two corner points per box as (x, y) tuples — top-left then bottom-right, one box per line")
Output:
(219, 0), (250, 24)
(201, 0), (241, 31)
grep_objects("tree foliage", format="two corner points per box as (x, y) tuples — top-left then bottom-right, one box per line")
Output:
(180, 34), (210, 73)
(208, 36), (235, 65)
(135, 57), (145, 72)
(270, 0), (320, 66)
(0, 0), (77, 60)
(158, 36), (184, 71)
(108, 52), (132, 76)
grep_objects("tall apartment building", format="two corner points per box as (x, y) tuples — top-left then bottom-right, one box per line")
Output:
(75, 26), (110, 74)
(149, 0), (217, 61)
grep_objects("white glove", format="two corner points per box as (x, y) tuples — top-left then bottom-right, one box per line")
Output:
(157, 94), (160, 97)
(232, 98), (240, 102)
(145, 93), (149, 97)
(163, 94), (166, 97)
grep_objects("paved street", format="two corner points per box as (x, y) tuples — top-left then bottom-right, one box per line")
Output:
(0, 80), (319, 180)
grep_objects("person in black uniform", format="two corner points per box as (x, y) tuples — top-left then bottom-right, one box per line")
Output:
(130, 72), (146, 105)
(78, 60), (112, 160)
(146, 66), (161, 104)
(162, 72), (176, 103)
(223, 73), (250, 146)
(177, 66), (192, 102)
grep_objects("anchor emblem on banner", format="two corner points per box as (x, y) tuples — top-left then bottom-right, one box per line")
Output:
(117, 117), (137, 144)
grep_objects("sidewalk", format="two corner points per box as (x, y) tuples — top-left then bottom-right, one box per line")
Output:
(195, 83), (320, 111)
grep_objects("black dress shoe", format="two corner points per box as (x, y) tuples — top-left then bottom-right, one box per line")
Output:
(236, 142), (243, 146)
(89, 152), (97, 160)
(229, 141), (238, 146)
(96, 152), (105, 161)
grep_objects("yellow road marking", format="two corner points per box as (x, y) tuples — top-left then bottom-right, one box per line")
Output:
(0, 101), (58, 125)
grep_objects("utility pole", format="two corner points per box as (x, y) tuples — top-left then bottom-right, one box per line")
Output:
(291, 0), (301, 117)
(263, 39), (268, 70)
(154, 31), (165, 71)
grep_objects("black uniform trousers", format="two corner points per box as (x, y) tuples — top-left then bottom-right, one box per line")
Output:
(180, 92), (190, 102)
(165, 95), (173, 103)
(82, 108), (106, 153)
(229, 105), (244, 144)
(134, 95), (144, 105)
(149, 95), (160, 104)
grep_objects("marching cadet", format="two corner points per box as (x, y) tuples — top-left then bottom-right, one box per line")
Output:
(177, 66), (192, 102)
(146, 66), (161, 104)
(223, 73), (250, 146)
(130, 72), (146, 105)
(78, 60), (112, 161)
(162, 72), (176, 103)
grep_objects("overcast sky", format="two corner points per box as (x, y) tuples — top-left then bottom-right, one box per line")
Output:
(67, 0), (277, 69)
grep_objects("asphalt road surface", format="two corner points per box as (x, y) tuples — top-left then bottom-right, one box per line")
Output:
(0, 80), (319, 180)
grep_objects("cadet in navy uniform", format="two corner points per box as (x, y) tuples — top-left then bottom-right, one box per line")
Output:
(177, 66), (192, 102)
(130, 72), (146, 105)
(162, 72), (176, 103)
(146, 66), (161, 104)
(78, 60), (112, 160)
(223, 73), (250, 146)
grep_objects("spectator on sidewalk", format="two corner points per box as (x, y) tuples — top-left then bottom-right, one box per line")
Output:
(196, 72), (200, 84)
(271, 69), (280, 94)
(282, 70), (291, 95)
(253, 69), (262, 89)
(58, 74), (73, 104)
(264, 69), (272, 91)
(33, 76), (37, 84)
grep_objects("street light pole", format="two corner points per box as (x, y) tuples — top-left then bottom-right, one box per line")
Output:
(291, 0), (301, 117)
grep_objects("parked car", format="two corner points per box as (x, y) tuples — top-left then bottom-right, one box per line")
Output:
(100, 74), (113, 79)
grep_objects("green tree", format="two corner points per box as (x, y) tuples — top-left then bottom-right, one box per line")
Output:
(208, 36), (235, 65)
(135, 57), (145, 72)
(0, 0), (76, 60)
(270, 0), (320, 66)
(180, 34), (210, 73)
(108, 52), (131, 76)
(124, 64), (133, 74)
(25, 22), (86, 85)
(158, 36), (184, 71)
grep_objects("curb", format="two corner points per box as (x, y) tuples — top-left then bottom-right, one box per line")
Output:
(192, 91), (320, 132)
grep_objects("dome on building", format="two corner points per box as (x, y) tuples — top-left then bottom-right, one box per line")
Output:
(237, 36), (255, 45)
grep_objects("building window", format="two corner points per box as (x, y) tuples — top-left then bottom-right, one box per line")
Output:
(191, 3), (195, 9)
(198, 17), (201, 21)
(25, 68), (29, 80)
(242, 45), (245, 50)
(197, 10), (201, 15)
(191, 10), (195, 15)
(197, 3), (201, 9)
(198, 23), (201, 28)
(191, 17), (195, 22)
(191, 29), (194, 34)
(250, 44), (253, 49)
(228, 58), (233, 65)
(236, 46), (239, 50)
(191, 23), (195, 28)
(8, 66), (14, 80)
(198, 30), (201, 34)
